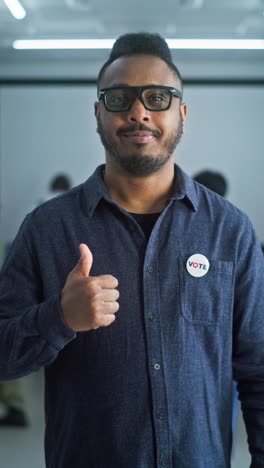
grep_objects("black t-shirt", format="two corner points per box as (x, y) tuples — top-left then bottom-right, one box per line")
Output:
(129, 212), (161, 240)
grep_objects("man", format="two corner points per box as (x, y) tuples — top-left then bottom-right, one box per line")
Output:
(192, 169), (242, 453)
(0, 240), (29, 427)
(0, 33), (263, 468)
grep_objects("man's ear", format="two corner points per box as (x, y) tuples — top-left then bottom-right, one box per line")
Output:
(94, 102), (100, 118)
(180, 103), (187, 134)
(94, 102), (100, 133)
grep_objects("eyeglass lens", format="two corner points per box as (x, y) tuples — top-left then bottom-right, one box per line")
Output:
(104, 88), (172, 111)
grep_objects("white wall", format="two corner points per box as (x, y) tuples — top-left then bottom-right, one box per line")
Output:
(177, 85), (263, 239)
(0, 86), (104, 242)
(0, 83), (263, 244)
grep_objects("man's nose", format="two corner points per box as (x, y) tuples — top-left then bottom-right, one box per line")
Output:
(127, 97), (150, 122)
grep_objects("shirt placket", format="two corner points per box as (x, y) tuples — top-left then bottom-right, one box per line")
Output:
(143, 206), (173, 468)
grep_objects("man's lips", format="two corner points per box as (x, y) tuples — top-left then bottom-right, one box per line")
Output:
(121, 131), (156, 144)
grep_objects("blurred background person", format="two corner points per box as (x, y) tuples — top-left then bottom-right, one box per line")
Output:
(193, 169), (228, 198)
(39, 174), (72, 204)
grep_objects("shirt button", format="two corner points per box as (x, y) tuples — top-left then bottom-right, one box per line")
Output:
(161, 459), (169, 466)
(158, 411), (165, 420)
(147, 265), (153, 273)
(149, 314), (157, 321)
(153, 363), (160, 371)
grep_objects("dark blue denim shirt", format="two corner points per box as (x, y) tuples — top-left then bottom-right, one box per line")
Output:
(0, 164), (264, 468)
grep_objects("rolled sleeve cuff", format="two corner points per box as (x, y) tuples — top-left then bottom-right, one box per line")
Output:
(37, 294), (76, 350)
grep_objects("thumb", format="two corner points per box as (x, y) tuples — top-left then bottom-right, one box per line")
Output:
(73, 243), (93, 277)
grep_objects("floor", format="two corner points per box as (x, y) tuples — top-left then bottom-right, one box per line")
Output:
(0, 371), (251, 468)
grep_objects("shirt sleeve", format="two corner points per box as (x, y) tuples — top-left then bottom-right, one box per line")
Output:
(233, 216), (264, 468)
(0, 216), (76, 381)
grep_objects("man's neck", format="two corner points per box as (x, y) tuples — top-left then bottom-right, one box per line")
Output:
(103, 160), (175, 214)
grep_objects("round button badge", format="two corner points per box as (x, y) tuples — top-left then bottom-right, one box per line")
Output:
(186, 253), (210, 278)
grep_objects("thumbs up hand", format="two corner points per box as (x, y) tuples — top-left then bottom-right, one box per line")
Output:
(60, 244), (119, 332)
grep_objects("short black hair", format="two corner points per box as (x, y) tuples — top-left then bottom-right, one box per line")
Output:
(193, 170), (228, 198)
(97, 32), (183, 93)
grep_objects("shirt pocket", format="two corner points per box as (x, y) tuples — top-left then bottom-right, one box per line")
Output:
(178, 257), (234, 325)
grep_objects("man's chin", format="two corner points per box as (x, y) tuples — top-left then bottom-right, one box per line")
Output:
(108, 153), (171, 177)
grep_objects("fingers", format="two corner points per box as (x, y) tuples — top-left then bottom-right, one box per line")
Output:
(102, 301), (120, 314)
(92, 303), (119, 330)
(100, 314), (117, 327)
(101, 288), (120, 302)
(96, 275), (119, 289)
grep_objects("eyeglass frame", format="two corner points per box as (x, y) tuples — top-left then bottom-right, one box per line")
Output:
(97, 85), (183, 112)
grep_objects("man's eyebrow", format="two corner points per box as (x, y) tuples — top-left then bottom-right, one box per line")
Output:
(102, 83), (130, 88)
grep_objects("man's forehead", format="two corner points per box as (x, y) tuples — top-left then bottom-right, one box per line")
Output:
(100, 54), (179, 89)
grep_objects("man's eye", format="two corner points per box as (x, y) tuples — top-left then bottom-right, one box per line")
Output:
(109, 95), (127, 103)
(149, 93), (166, 102)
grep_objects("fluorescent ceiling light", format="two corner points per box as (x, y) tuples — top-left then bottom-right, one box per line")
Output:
(3, 0), (26, 20)
(13, 38), (264, 50)
(13, 39), (116, 49)
(166, 39), (264, 50)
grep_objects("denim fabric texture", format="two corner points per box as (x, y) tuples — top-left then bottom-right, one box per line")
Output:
(0, 164), (263, 468)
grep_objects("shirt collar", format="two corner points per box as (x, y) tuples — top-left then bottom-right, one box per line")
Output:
(83, 163), (198, 217)
(170, 164), (198, 211)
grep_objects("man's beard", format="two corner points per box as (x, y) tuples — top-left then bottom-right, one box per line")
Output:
(97, 117), (183, 177)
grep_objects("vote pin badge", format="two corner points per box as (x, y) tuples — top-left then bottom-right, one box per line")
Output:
(186, 253), (210, 278)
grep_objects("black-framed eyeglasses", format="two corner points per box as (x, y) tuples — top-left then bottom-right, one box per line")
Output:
(98, 85), (182, 112)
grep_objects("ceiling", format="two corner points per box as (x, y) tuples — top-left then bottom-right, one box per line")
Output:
(1, 0), (264, 42)
(0, 0), (264, 78)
